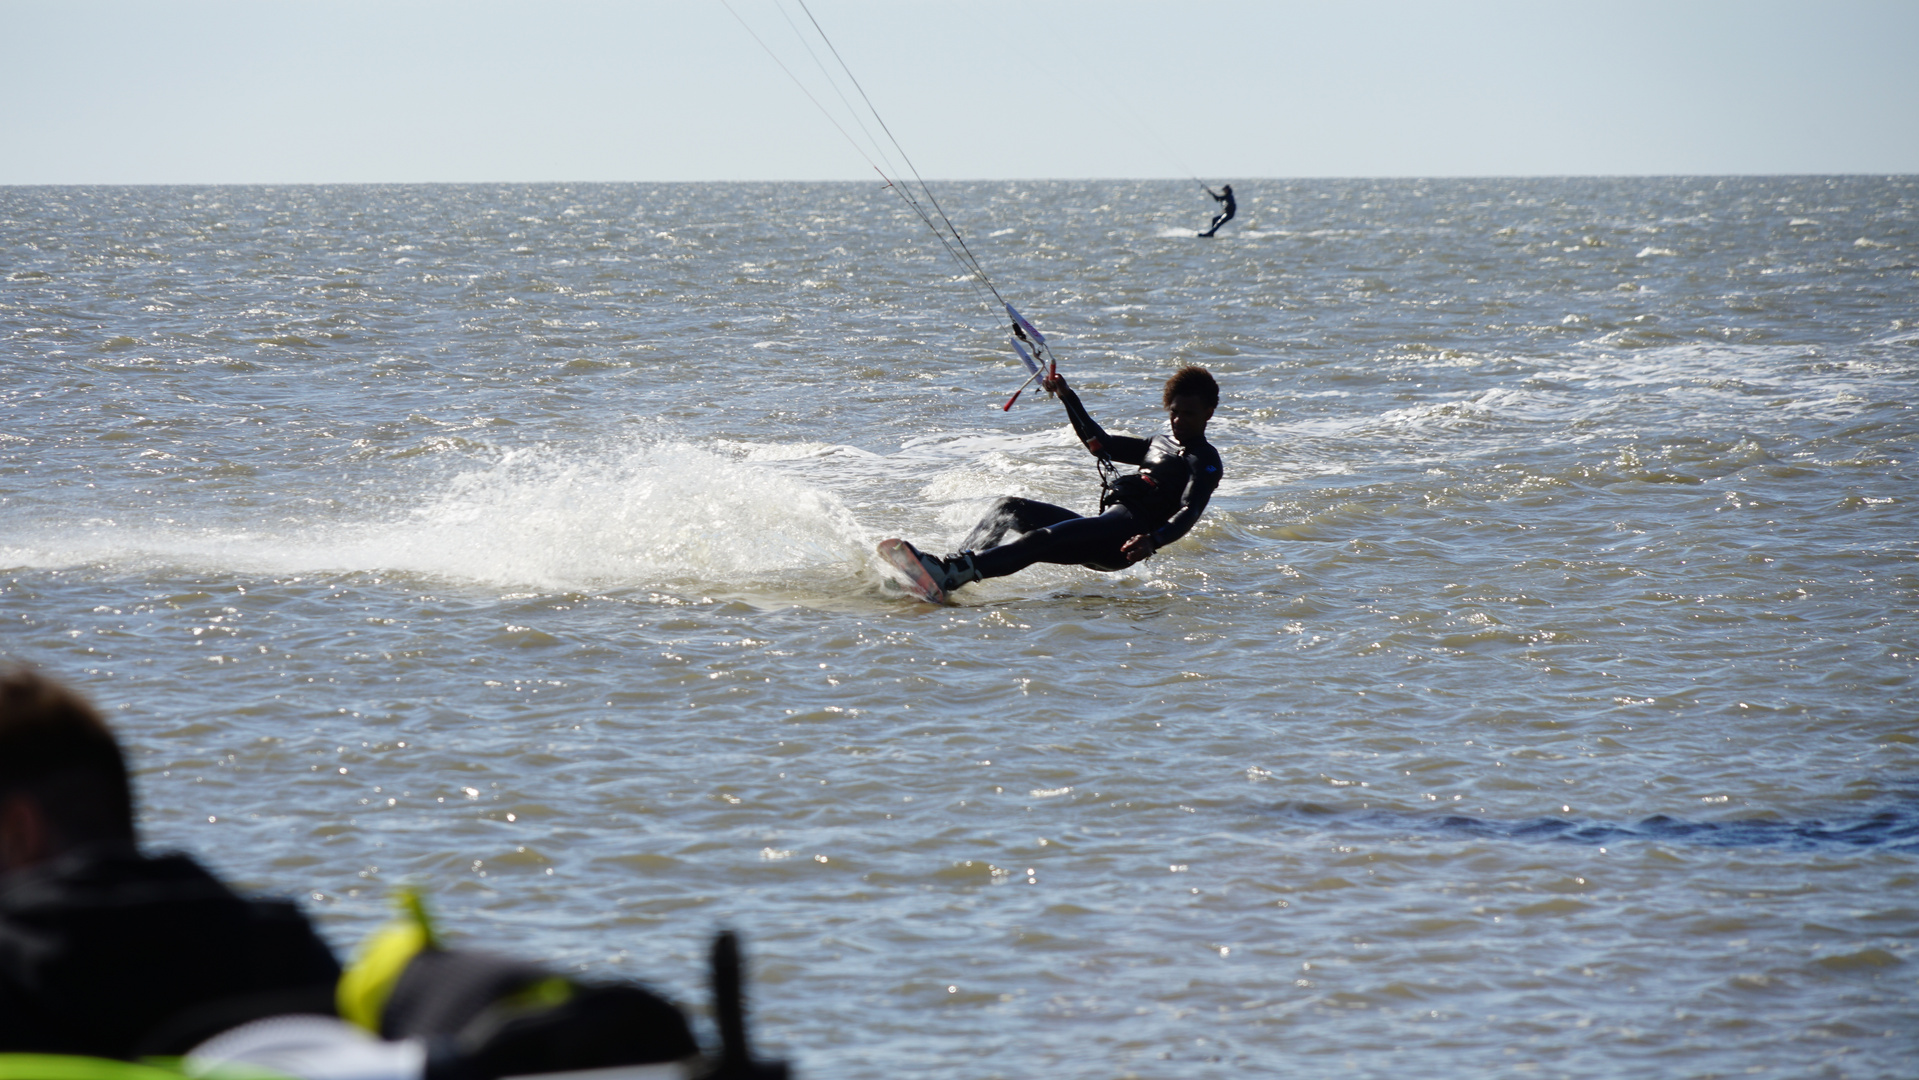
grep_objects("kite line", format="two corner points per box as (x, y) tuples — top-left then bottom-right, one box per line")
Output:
(719, 0), (1063, 407)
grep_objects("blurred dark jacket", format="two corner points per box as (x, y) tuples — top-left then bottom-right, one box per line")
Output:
(0, 843), (340, 1056)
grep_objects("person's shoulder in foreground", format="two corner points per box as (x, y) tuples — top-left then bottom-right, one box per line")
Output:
(0, 668), (340, 1057)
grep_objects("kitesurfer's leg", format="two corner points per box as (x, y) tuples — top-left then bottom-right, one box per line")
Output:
(969, 506), (1139, 580)
(959, 496), (1083, 552)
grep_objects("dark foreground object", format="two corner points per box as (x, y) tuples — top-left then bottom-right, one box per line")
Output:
(705, 930), (787, 1080)
(0, 846), (340, 1056)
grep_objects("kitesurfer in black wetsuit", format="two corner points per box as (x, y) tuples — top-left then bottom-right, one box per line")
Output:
(902, 365), (1223, 594)
(1199, 183), (1236, 237)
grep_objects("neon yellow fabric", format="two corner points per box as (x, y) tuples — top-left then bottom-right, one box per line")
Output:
(0, 1056), (189, 1080)
(335, 887), (437, 1033)
(497, 976), (574, 1011)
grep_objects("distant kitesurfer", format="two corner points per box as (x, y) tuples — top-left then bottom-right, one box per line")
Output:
(894, 366), (1223, 596)
(1199, 184), (1236, 237)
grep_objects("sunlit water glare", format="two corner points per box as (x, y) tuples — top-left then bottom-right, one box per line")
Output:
(3, 178), (1916, 1078)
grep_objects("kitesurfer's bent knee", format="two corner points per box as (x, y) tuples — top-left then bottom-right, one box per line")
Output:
(960, 496), (1082, 552)
(970, 506), (1140, 578)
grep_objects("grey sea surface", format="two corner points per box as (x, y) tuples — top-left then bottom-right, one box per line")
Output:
(2, 178), (1916, 1078)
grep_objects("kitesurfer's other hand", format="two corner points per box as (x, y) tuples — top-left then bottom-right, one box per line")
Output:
(1121, 534), (1156, 564)
(1042, 372), (1068, 394)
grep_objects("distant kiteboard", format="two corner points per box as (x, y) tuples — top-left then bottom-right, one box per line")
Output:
(876, 538), (949, 604)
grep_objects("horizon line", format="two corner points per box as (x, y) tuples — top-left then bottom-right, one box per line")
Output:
(5, 172), (1915, 190)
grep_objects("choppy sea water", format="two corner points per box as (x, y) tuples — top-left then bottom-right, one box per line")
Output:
(2, 177), (1915, 1079)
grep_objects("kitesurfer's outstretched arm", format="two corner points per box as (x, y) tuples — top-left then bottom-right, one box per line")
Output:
(1044, 373), (1150, 466)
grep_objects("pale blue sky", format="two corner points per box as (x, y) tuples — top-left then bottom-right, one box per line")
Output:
(4, 0), (1915, 184)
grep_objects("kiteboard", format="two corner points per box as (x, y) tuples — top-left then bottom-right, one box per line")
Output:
(876, 538), (948, 604)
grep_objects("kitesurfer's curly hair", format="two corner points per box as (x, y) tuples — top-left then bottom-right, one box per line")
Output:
(1162, 365), (1219, 408)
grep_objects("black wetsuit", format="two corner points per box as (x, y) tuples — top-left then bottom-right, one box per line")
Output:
(963, 382), (1222, 580)
(1200, 186), (1236, 237)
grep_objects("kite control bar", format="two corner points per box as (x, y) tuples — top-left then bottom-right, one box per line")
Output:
(1002, 303), (1059, 411)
